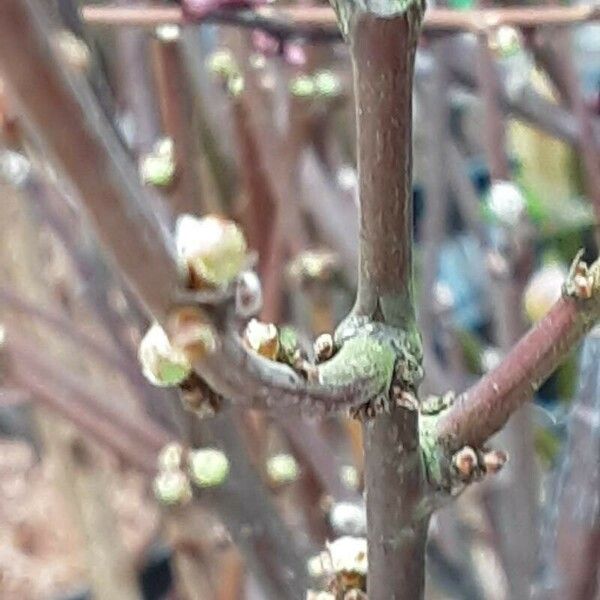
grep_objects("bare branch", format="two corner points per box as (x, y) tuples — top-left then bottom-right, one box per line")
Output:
(436, 271), (600, 450)
(81, 4), (600, 36)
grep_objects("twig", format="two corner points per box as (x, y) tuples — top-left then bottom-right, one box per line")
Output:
(81, 4), (600, 36)
(436, 284), (600, 450)
(151, 24), (205, 214)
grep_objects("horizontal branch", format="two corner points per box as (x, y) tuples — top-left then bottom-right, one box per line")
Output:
(81, 4), (600, 36)
(436, 272), (600, 450)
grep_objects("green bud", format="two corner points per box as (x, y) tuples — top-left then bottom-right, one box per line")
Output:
(139, 148), (175, 187)
(266, 453), (299, 484)
(188, 448), (230, 488)
(314, 70), (341, 98)
(157, 442), (184, 471)
(290, 75), (315, 98)
(175, 214), (247, 288)
(153, 470), (192, 505)
(206, 49), (238, 79)
(138, 322), (192, 387)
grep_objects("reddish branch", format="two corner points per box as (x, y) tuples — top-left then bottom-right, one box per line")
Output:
(437, 290), (600, 450)
(81, 4), (600, 34)
(150, 26), (205, 215)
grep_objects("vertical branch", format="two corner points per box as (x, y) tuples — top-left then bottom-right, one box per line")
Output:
(476, 29), (539, 597)
(341, 4), (427, 598)
(350, 16), (418, 324)
(151, 25), (204, 214)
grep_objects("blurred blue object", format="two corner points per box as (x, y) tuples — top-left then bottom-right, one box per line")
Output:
(437, 233), (490, 330)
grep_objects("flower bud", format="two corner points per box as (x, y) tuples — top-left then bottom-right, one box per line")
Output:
(206, 49), (238, 79)
(266, 453), (299, 485)
(175, 214), (247, 288)
(188, 448), (230, 488)
(313, 70), (342, 98)
(523, 263), (566, 323)
(138, 322), (191, 387)
(486, 180), (526, 227)
(54, 30), (91, 73)
(329, 502), (366, 536)
(157, 442), (185, 472)
(235, 270), (263, 318)
(325, 536), (367, 575)
(314, 333), (334, 363)
(153, 470), (192, 505)
(167, 307), (218, 363)
(290, 75), (315, 98)
(139, 138), (176, 187)
(243, 319), (279, 359)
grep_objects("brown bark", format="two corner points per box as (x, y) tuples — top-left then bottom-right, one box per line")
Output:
(347, 8), (428, 599)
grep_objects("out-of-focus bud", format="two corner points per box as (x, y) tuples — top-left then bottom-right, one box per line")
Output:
(290, 74), (316, 98)
(53, 30), (91, 73)
(320, 536), (368, 592)
(483, 449), (508, 474)
(523, 263), (567, 323)
(175, 214), (247, 289)
(340, 465), (359, 491)
(266, 453), (299, 485)
(329, 502), (366, 536)
(227, 74), (245, 96)
(155, 23), (181, 43)
(313, 70), (342, 98)
(243, 319), (279, 359)
(314, 333), (334, 363)
(284, 43), (307, 66)
(480, 346), (502, 372)
(139, 138), (176, 188)
(188, 448), (230, 488)
(206, 49), (238, 79)
(287, 249), (340, 286)
(157, 442), (185, 472)
(167, 307), (218, 362)
(153, 470), (192, 505)
(488, 26), (521, 58)
(452, 446), (478, 481)
(205, 49), (244, 96)
(251, 30), (281, 57)
(0, 150), (31, 188)
(138, 322), (192, 387)
(235, 270), (263, 318)
(306, 592), (335, 600)
(486, 180), (526, 227)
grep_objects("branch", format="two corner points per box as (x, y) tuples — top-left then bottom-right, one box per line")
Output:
(0, 0), (375, 415)
(0, 0), (178, 322)
(7, 333), (168, 474)
(81, 4), (600, 36)
(436, 262), (600, 450)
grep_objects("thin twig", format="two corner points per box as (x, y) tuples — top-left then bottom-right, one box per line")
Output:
(81, 4), (600, 36)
